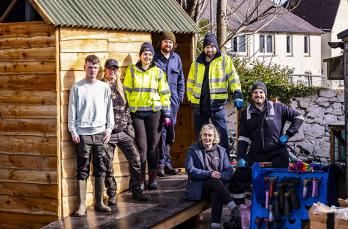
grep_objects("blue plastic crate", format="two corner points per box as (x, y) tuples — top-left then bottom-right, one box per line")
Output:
(250, 163), (328, 229)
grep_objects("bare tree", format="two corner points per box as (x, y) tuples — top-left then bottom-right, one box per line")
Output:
(176, 0), (208, 23)
(219, 0), (303, 49)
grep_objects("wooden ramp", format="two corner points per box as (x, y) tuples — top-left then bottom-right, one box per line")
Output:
(43, 174), (209, 229)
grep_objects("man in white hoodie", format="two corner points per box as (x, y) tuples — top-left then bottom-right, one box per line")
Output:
(68, 54), (114, 216)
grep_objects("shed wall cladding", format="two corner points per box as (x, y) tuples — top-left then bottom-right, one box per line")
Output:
(59, 27), (152, 216)
(0, 21), (58, 227)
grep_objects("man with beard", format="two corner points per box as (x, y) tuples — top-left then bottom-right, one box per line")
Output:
(224, 81), (304, 228)
(187, 33), (244, 157)
(154, 31), (184, 176)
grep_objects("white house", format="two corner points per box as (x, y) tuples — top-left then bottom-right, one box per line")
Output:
(202, 0), (324, 86)
(292, 0), (348, 87)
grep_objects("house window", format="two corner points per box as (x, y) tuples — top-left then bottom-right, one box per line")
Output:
(286, 35), (292, 54)
(259, 34), (273, 53)
(304, 36), (310, 55)
(231, 35), (246, 53)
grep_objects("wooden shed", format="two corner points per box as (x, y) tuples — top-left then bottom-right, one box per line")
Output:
(0, 0), (198, 227)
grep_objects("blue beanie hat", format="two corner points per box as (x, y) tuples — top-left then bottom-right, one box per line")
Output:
(139, 42), (155, 56)
(203, 33), (219, 49)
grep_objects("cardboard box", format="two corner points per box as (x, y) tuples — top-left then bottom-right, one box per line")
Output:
(309, 206), (348, 229)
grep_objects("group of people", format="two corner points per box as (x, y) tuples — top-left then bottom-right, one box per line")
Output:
(68, 31), (304, 228)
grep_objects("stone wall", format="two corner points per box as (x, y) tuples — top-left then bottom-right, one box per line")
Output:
(227, 89), (344, 160)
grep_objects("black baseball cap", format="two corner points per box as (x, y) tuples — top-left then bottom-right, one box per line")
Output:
(104, 59), (119, 68)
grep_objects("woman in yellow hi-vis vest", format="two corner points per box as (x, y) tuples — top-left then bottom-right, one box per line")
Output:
(124, 42), (171, 190)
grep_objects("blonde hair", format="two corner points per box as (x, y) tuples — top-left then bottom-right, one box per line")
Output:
(199, 124), (220, 144)
(102, 70), (126, 102)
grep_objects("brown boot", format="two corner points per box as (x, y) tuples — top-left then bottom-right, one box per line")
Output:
(147, 170), (158, 190)
(94, 177), (111, 212)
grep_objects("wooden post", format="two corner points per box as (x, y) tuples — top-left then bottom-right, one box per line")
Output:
(344, 40), (348, 197)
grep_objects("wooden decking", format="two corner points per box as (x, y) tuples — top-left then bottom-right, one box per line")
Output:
(43, 174), (209, 229)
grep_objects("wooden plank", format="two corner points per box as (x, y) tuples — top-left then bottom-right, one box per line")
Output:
(60, 28), (150, 42)
(0, 182), (57, 198)
(153, 201), (210, 229)
(62, 159), (130, 179)
(0, 153), (57, 170)
(0, 90), (56, 104)
(107, 52), (138, 68)
(61, 140), (76, 160)
(0, 135), (57, 156)
(0, 194), (57, 215)
(60, 70), (86, 91)
(0, 74), (56, 90)
(0, 47), (55, 61)
(0, 118), (56, 136)
(59, 52), (108, 71)
(60, 27), (109, 40)
(0, 21), (55, 38)
(0, 35), (55, 49)
(108, 41), (144, 53)
(0, 168), (57, 184)
(107, 31), (151, 43)
(60, 39), (108, 52)
(0, 103), (56, 119)
(0, 211), (57, 229)
(0, 61), (55, 74)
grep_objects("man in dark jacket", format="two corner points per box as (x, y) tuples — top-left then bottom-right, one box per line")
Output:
(224, 81), (304, 228)
(154, 31), (185, 176)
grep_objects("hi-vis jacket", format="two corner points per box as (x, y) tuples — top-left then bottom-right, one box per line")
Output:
(123, 63), (171, 117)
(186, 53), (241, 111)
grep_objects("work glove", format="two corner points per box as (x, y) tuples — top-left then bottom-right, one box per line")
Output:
(163, 117), (172, 128)
(279, 135), (289, 145)
(237, 158), (247, 168)
(234, 98), (244, 110)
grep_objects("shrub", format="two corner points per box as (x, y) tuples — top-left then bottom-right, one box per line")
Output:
(233, 58), (325, 104)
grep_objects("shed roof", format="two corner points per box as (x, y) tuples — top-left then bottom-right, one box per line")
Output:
(29, 0), (199, 33)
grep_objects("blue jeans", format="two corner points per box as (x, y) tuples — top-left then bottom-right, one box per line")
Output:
(193, 108), (229, 155)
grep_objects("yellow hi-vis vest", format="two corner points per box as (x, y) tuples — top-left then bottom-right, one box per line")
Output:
(186, 54), (241, 106)
(123, 64), (171, 115)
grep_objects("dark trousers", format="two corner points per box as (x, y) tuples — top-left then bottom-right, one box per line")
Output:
(202, 178), (233, 224)
(107, 131), (142, 192)
(193, 108), (229, 155)
(229, 151), (289, 197)
(76, 133), (108, 180)
(132, 111), (161, 171)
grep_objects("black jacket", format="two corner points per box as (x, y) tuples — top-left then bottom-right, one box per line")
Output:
(237, 100), (304, 163)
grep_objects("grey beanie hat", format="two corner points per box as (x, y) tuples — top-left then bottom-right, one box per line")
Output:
(250, 81), (267, 96)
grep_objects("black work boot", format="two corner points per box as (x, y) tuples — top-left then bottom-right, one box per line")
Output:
(94, 177), (111, 212)
(105, 176), (117, 206)
(75, 180), (87, 217)
(157, 164), (165, 177)
(223, 206), (241, 229)
(132, 188), (148, 201)
(164, 166), (179, 175)
(147, 170), (158, 190)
